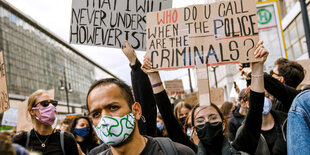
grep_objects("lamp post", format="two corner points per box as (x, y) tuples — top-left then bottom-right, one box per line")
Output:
(211, 66), (218, 88)
(60, 68), (72, 114)
(299, 0), (310, 58)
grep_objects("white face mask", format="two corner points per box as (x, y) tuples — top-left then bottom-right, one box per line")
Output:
(93, 113), (135, 146)
(262, 97), (273, 115)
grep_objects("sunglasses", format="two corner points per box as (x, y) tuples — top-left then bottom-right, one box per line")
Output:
(34, 100), (58, 107)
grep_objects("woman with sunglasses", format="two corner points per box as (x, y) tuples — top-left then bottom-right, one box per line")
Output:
(13, 89), (79, 155)
(142, 40), (268, 154)
(70, 116), (99, 155)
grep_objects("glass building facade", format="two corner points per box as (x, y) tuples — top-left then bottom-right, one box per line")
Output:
(0, 0), (117, 109)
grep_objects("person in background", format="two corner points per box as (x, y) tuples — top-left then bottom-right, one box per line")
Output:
(183, 111), (199, 146)
(0, 132), (16, 155)
(287, 89), (310, 155)
(60, 118), (72, 132)
(174, 102), (193, 127)
(156, 113), (167, 137)
(70, 116), (99, 155)
(228, 88), (249, 141)
(12, 89), (79, 155)
(142, 40), (268, 154)
(221, 101), (235, 120)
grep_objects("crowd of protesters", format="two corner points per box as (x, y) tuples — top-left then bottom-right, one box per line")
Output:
(0, 39), (309, 155)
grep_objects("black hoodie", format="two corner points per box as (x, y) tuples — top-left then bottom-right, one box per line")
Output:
(228, 106), (245, 141)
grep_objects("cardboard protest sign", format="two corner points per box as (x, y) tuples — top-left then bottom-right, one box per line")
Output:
(70, 0), (172, 51)
(210, 88), (224, 105)
(196, 65), (211, 106)
(185, 92), (199, 106)
(1, 108), (18, 126)
(146, 0), (260, 70)
(0, 51), (9, 113)
(17, 99), (32, 132)
(17, 89), (55, 132)
(296, 59), (310, 86)
(164, 79), (185, 96)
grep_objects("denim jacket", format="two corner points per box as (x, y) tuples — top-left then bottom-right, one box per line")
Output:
(287, 89), (310, 155)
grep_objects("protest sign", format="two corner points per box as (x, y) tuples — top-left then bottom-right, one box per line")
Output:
(17, 89), (55, 132)
(256, 1), (286, 72)
(210, 88), (224, 105)
(70, 0), (172, 51)
(0, 51), (9, 113)
(164, 79), (185, 96)
(296, 59), (310, 86)
(17, 99), (32, 132)
(146, 0), (260, 70)
(196, 65), (211, 106)
(1, 108), (18, 127)
(185, 92), (198, 106)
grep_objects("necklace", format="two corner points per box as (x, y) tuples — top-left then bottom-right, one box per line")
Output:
(33, 129), (54, 148)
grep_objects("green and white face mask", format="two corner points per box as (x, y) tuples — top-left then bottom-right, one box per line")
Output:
(94, 113), (135, 146)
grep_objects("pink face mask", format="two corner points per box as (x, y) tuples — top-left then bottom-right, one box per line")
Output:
(32, 104), (57, 126)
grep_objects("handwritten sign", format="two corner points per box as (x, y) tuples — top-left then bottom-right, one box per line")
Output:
(0, 51), (9, 113)
(70, 0), (172, 51)
(146, 0), (259, 70)
(210, 88), (224, 105)
(164, 79), (185, 96)
(185, 92), (198, 106)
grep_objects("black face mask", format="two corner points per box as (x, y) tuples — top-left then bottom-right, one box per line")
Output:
(179, 117), (186, 126)
(195, 122), (224, 147)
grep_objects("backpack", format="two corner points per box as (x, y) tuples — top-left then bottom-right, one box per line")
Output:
(154, 137), (179, 155)
(97, 137), (179, 155)
(26, 130), (66, 155)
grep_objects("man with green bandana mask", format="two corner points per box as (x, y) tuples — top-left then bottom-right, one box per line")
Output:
(86, 78), (195, 155)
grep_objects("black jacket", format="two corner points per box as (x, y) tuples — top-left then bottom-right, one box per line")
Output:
(255, 110), (287, 155)
(130, 60), (157, 136)
(264, 73), (300, 113)
(197, 91), (265, 155)
(228, 107), (245, 141)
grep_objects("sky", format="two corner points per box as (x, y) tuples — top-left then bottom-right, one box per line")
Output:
(5, 0), (206, 90)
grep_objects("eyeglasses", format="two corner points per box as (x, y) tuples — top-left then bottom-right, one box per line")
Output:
(270, 70), (281, 77)
(34, 100), (58, 107)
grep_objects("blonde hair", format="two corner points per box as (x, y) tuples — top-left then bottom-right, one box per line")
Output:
(27, 89), (48, 112)
(174, 101), (193, 119)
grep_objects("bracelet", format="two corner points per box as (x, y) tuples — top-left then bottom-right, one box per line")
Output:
(251, 74), (264, 78)
(152, 82), (162, 88)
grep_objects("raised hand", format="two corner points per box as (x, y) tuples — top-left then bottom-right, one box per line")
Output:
(122, 40), (137, 66)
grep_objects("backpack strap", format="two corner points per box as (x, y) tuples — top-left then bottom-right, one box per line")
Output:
(60, 131), (65, 155)
(154, 137), (178, 155)
(26, 131), (31, 149)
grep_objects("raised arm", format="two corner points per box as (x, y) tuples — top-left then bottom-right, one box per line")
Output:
(141, 56), (198, 152)
(232, 41), (267, 154)
(122, 41), (157, 136)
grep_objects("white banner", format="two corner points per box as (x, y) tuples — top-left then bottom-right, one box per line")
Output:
(70, 0), (172, 51)
(1, 108), (18, 127)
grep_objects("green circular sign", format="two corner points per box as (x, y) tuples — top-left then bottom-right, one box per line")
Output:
(257, 9), (272, 25)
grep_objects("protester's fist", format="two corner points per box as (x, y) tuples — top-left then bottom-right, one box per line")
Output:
(254, 40), (269, 63)
(122, 40), (137, 65)
(141, 54), (156, 74)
